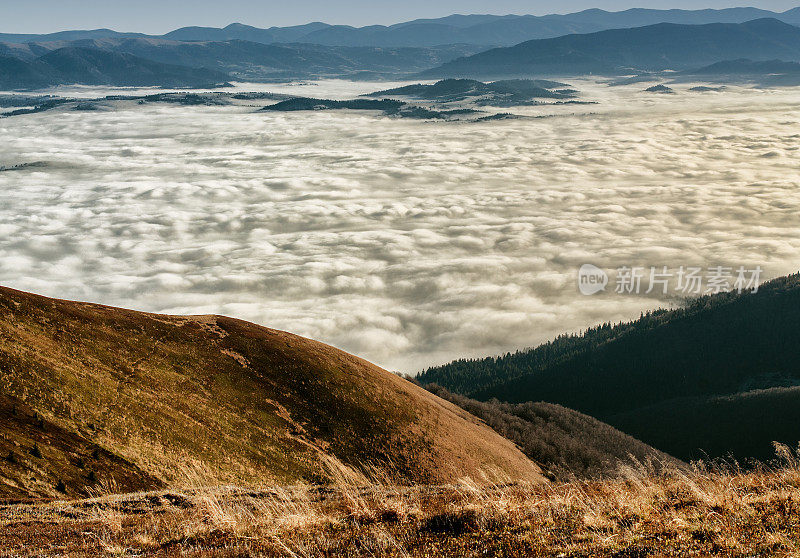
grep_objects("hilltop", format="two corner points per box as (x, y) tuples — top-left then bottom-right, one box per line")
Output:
(0, 286), (542, 499)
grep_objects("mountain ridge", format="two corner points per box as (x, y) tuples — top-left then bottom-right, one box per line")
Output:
(0, 39), (484, 84)
(3, 7), (800, 48)
(420, 18), (800, 77)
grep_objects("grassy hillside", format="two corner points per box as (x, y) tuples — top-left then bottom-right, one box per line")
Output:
(419, 273), (800, 462)
(0, 286), (542, 499)
(0, 394), (161, 502)
(425, 385), (682, 480)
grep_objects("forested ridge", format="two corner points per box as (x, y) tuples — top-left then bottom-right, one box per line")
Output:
(419, 272), (800, 461)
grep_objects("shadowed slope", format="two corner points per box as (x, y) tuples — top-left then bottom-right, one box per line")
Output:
(0, 394), (161, 501)
(0, 47), (230, 89)
(426, 385), (683, 480)
(419, 272), (800, 462)
(0, 286), (542, 498)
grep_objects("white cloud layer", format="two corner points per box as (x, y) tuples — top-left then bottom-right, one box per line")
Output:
(1, 80), (799, 372)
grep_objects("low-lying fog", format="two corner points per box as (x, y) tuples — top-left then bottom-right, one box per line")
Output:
(1, 79), (798, 372)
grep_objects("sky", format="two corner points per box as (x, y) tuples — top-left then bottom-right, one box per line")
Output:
(2, 0), (799, 34)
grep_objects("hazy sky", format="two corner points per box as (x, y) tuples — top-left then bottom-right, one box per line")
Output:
(4, 0), (799, 34)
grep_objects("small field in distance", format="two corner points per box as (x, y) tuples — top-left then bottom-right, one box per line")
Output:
(3, 450), (800, 557)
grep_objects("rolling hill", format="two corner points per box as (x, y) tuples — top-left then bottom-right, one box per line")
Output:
(0, 47), (230, 89)
(362, 78), (574, 103)
(3, 7), (800, 48)
(421, 18), (800, 78)
(0, 285), (543, 499)
(687, 58), (800, 75)
(0, 39), (484, 82)
(418, 272), (800, 462)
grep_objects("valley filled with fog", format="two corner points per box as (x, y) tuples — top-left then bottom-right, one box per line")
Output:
(1, 79), (798, 372)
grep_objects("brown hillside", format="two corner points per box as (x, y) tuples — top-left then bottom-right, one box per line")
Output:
(0, 286), (542, 498)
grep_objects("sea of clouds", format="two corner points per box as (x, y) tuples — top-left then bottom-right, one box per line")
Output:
(1, 80), (798, 372)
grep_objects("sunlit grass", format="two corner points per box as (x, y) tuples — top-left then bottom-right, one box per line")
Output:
(4, 445), (800, 556)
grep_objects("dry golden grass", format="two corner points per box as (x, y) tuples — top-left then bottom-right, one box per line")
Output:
(4, 446), (800, 557)
(0, 285), (542, 498)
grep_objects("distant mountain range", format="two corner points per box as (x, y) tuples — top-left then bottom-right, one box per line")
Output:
(0, 39), (482, 84)
(4, 11), (800, 88)
(3, 7), (800, 48)
(421, 18), (800, 77)
(0, 47), (230, 89)
(418, 272), (800, 463)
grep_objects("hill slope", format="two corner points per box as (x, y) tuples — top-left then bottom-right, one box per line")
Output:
(0, 286), (542, 499)
(0, 40), (484, 82)
(419, 273), (800, 462)
(421, 18), (800, 77)
(0, 47), (230, 89)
